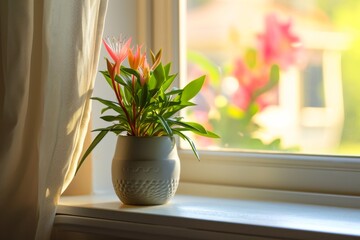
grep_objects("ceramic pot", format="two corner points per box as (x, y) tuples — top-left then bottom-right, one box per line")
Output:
(111, 136), (180, 205)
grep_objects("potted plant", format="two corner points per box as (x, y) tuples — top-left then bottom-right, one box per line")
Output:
(77, 36), (219, 205)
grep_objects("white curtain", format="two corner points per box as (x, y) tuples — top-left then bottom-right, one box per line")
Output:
(0, 0), (108, 239)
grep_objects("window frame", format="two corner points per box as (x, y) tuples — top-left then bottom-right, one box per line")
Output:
(139, 0), (360, 197)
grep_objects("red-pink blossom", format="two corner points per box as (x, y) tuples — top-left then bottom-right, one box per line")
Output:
(103, 36), (132, 74)
(232, 58), (271, 110)
(257, 14), (301, 69)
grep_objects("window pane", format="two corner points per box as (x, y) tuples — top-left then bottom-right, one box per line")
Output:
(182, 0), (360, 155)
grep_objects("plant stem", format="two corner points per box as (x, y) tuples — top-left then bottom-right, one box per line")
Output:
(142, 122), (154, 136)
(112, 74), (135, 135)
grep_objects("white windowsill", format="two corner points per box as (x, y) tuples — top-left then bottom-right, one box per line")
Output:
(54, 183), (360, 240)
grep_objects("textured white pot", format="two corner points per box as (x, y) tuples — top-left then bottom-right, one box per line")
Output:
(111, 136), (180, 205)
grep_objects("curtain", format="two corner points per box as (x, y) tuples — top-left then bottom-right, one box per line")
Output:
(0, 0), (108, 239)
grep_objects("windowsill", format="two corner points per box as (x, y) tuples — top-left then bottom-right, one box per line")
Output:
(54, 183), (360, 240)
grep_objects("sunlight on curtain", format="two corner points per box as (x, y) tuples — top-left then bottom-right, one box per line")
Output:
(0, 0), (108, 239)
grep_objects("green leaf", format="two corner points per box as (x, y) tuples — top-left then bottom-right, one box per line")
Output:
(166, 88), (183, 96)
(121, 82), (134, 105)
(139, 83), (149, 109)
(101, 106), (111, 114)
(170, 120), (219, 138)
(114, 75), (134, 98)
(164, 62), (172, 77)
(191, 129), (220, 138)
(183, 121), (207, 133)
(100, 115), (119, 122)
(92, 97), (122, 113)
(121, 67), (143, 90)
(156, 115), (173, 136)
(161, 74), (177, 92)
(148, 74), (157, 90)
(168, 120), (207, 134)
(153, 63), (165, 88)
(121, 67), (141, 82)
(76, 130), (109, 174)
(160, 102), (196, 119)
(100, 71), (115, 89)
(181, 75), (205, 102)
(158, 88), (166, 105)
(173, 129), (200, 160)
(114, 74), (129, 86)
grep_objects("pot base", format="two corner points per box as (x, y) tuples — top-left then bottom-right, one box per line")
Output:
(113, 178), (179, 205)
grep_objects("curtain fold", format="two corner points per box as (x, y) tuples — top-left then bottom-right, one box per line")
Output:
(0, 0), (108, 239)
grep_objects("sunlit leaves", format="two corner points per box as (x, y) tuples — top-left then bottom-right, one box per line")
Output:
(76, 130), (109, 174)
(79, 43), (220, 172)
(181, 75), (205, 102)
(91, 97), (122, 113)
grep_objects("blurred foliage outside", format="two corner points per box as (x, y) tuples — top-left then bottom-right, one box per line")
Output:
(185, 0), (360, 154)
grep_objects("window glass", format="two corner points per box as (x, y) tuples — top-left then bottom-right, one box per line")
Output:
(183, 0), (360, 155)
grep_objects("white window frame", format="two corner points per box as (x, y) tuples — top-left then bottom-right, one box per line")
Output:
(138, 0), (360, 197)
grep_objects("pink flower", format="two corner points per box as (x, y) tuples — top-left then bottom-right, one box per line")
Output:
(232, 58), (274, 110)
(232, 85), (274, 111)
(231, 14), (301, 111)
(103, 36), (132, 74)
(257, 14), (301, 69)
(232, 85), (251, 110)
